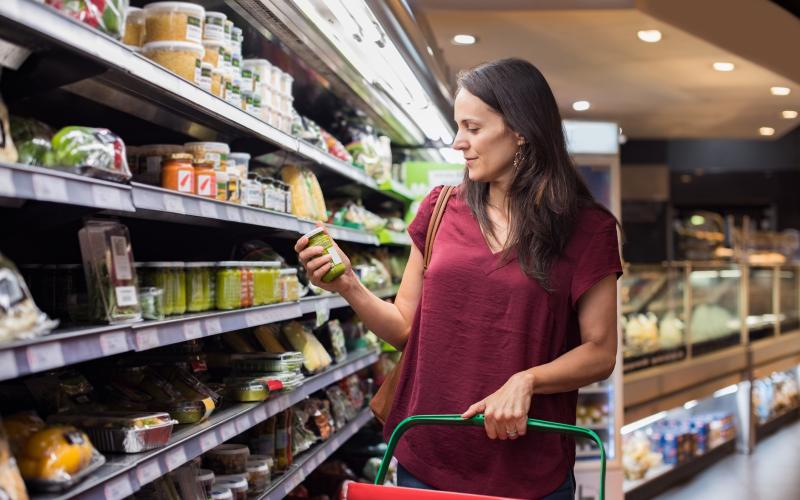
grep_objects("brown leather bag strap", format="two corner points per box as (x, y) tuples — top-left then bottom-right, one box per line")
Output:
(423, 185), (455, 271)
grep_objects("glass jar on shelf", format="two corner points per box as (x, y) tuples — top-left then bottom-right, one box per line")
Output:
(279, 268), (300, 302)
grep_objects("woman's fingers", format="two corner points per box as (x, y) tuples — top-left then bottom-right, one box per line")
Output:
(306, 254), (331, 273)
(298, 245), (324, 266)
(294, 236), (309, 253)
(313, 262), (332, 282)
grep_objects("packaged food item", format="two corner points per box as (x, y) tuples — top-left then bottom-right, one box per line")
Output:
(143, 41), (204, 83)
(203, 11), (226, 41)
(204, 444), (249, 475)
(246, 460), (270, 495)
(241, 178), (263, 208)
(252, 261), (280, 306)
(0, 254), (58, 344)
(228, 79), (242, 108)
(123, 7), (146, 47)
(304, 228), (346, 282)
(128, 144), (184, 185)
(78, 220), (141, 324)
(202, 39), (225, 68)
(0, 416), (29, 500)
(166, 399), (215, 424)
(254, 324), (286, 353)
(17, 425), (104, 491)
(319, 319), (348, 363)
(47, 411), (176, 454)
(211, 68), (224, 97)
(282, 321), (331, 372)
(171, 262), (187, 315)
(3, 412), (46, 458)
(161, 152), (195, 193)
(10, 116), (53, 166)
(224, 19), (233, 43)
(196, 468), (215, 499)
(225, 379), (269, 402)
(227, 152), (250, 178)
(138, 263), (173, 315)
(216, 262), (241, 310)
(227, 170), (242, 204)
(211, 486), (233, 500)
(199, 62), (213, 92)
(47, 126), (131, 182)
(240, 66), (255, 94)
(279, 268), (300, 302)
(185, 262), (214, 312)
(185, 141), (229, 170)
(216, 170), (229, 201)
(240, 263), (254, 308)
(194, 159), (216, 198)
(45, 0), (126, 39)
(144, 2), (205, 44)
(281, 165), (327, 221)
(138, 287), (165, 320)
(216, 475), (248, 500)
(243, 59), (271, 87)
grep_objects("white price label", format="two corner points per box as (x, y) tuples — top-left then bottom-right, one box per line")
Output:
(92, 185), (123, 208)
(135, 328), (161, 351)
(235, 416), (250, 434)
(25, 342), (65, 373)
(226, 205), (242, 222)
(0, 169), (15, 197)
(220, 422), (236, 441)
(163, 194), (186, 214)
(242, 209), (260, 225)
(199, 431), (218, 452)
(32, 174), (68, 203)
(183, 321), (203, 340)
(245, 310), (270, 327)
(115, 286), (138, 307)
(104, 475), (133, 500)
(99, 331), (129, 356)
(315, 298), (330, 328)
(136, 460), (162, 487)
(0, 350), (19, 381)
(204, 317), (223, 335)
(199, 201), (218, 219)
(165, 447), (188, 471)
(253, 405), (267, 422)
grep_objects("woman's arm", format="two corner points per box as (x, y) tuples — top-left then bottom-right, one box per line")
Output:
(462, 274), (618, 440)
(295, 225), (424, 350)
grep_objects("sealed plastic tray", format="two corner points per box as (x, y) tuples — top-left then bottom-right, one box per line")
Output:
(230, 352), (304, 372)
(48, 411), (177, 453)
(26, 450), (106, 493)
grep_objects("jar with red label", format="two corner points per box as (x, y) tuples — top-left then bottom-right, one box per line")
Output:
(162, 153), (195, 194)
(193, 160), (217, 198)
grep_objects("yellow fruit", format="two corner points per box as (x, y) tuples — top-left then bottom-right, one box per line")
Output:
(2, 412), (45, 457)
(18, 426), (93, 481)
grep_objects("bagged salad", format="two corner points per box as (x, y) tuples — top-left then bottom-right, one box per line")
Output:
(45, 0), (128, 40)
(48, 126), (132, 182)
(0, 253), (58, 345)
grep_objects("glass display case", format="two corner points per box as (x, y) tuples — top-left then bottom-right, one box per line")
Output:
(779, 266), (800, 334)
(747, 266), (778, 342)
(688, 265), (742, 356)
(621, 264), (687, 373)
(752, 365), (800, 426)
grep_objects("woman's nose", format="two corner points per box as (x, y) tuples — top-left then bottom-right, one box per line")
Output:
(452, 130), (468, 150)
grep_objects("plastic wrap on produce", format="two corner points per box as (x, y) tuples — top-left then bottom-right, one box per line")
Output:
(45, 0), (128, 40)
(49, 127), (132, 182)
(0, 252), (58, 344)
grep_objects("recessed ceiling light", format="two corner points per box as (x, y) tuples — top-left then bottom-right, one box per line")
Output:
(451, 34), (477, 45)
(713, 62), (735, 72)
(572, 100), (591, 111)
(770, 86), (791, 96)
(637, 30), (662, 43)
(759, 127), (775, 136)
(782, 110), (798, 119)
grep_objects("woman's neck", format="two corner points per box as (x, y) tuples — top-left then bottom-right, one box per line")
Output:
(487, 175), (512, 214)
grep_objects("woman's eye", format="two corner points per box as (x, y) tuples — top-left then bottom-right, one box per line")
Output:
(467, 128), (478, 132)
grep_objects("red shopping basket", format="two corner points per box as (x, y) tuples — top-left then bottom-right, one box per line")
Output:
(344, 414), (606, 500)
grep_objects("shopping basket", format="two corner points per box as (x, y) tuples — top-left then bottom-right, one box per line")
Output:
(344, 414), (606, 500)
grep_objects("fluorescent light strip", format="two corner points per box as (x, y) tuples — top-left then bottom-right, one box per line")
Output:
(713, 384), (739, 398)
(621, 411), (667, 435)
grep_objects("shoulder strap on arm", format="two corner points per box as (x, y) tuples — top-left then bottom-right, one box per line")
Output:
(423, 185), (456, 271)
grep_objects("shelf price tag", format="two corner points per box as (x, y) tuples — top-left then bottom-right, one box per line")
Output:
(0, 351), (19, 381)
(134, 328), (161, 351)
(99, 331), (129, 356)
(183, 321), (203, 340)
(199, 201), (218, 219)
(163, 194), (186, 214)
(245, 310), (271, 327)
(204, 317), (223, 335)
(220, 422), (236, 441)
(92, 185), (123, 208)
(32, 174), (68, 203)
(136, 460), (162, 487)
(199, 431), (218, 452)
(0, 169), (15, 197)
(25, 342), (65, 373)
(165, 447), (188, 471)
(226, 205), (242, 222)
(315, 298), (330, 328)
(104, 475), (134, 500)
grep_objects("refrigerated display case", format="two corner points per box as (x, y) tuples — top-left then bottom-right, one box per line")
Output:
(747, 266), (778, 342)
(752, 365), (800, 432)
(688, 264), (742, 357)
(779, 266), (800, 334)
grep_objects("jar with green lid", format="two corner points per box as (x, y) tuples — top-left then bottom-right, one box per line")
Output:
(216, 262), (242, 310)
(186, 262), (214, 312)
(303, 228), (346, 282)
(251, 262), (280, 306)
(171, 262), (187, 315)
(139, 262), (174, 315)
(279, 268), (300, 302)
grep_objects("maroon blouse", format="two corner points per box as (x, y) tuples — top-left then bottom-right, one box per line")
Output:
(385, 185), (622, 499)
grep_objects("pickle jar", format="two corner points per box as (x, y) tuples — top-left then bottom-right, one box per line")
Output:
(186, 262), (214, 312)
(216, 262), (242, 310)
(239, 262), (254, 308)
(279, 268), (300, 302)
(303, 228), (346, 282)
(170, 262), (187, 315)
(139, 262), (174, 315)
(252, 261), (280, 306)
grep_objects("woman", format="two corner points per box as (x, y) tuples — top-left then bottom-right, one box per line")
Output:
(295, 58), (621, 499)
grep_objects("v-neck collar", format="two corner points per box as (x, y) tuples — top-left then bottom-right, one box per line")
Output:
(466, 208), (518, 275)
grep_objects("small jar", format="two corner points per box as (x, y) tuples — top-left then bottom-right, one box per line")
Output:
(196, 469), (215, 499)
(228, 80), (242, 108)
(171, 262), (187, 315)
(239, 263), (254, 308)
(216, 476), (248, 500)
(280, 268), (300, 302)
(210, 487), (232, 500)
(193, 160), (216, 198)
(246, 458), (271, 495)
(186, 262), (214, 312)
(138, 286), (165, 320)
(227, 171), (242, 204)
(215, 170), (229, 201)
(278, 181), (291, 213)
(202, 40), (225, 68)
(161, 153), (195, 193)
(204, 11), (227, 42)
(241, 66), (255, 94)
(184, 142), (230, 170)
(304, 228), (346, 282)
(231, 53), (242, 79)
(252, 262), (280, 306)
(143, 2), (205, 44)
(199, 62), (213, 92)
(221, 48), (232, 72)
(139, 262), (174, 315)
(231, 27), (243, 50)
(123, 7), (146, 47)
(216, 262), (242, 310)
(241, 178), (263, 208)
(211, 67), (224, 97)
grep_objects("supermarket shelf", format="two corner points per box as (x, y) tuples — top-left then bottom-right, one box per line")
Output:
(579, 386), (613, 395)
(0, 163), (134, 212)
(0, 1), (397, 204)
(623, 438), (736, 500)
(31, 350), (379, 500)
(377, 179), (416, 203)
(755, 406), (800, 441)
(298, 287), (399, 315)
(577, 422), (610, 431)
(378, 229), (413, 246)
(750, 329), (800, 376)
(259, 408), (374, 500)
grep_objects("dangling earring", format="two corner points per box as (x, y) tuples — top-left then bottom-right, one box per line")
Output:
(512, 147), (523, 172)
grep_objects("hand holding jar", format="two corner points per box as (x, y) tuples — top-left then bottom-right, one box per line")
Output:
(294, 225), (355, 294)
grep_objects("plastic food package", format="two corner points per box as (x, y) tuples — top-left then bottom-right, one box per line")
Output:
(185, 141), (229, 170)
(0, 93), (18, 163)
(225, 379), (269, 402)
(46, 411), (176, 453)
(282, 321), (331, 373)
(143, 41), (204, 84)
(204, 11), (227, 42)
(127, 144), (184, 186)
(44, 126), (131, 181)
(17, 425), (105, 492)
(10, 116), (54, 166)
(144, 2), (205, 44)
(0, 416), (29, 500)
(45, 0), (127, 39)
(0, 253), (58, 344)
(274, 409), (292, 472)
(123, 7), (145, 47)
(230, 352), (305, 373)
(215, 475), (248, 500)
(78, 220), (142, 324)
(281, 165), (327, 221)
(290, 403), (317, 456)
(23, 370), (97, 416)
(325, 386), (349, 430)
(318, 319), (347, 363)
(204, 444), (249, 475)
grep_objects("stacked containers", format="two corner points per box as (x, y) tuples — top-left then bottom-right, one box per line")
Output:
(142, 2), (206, 85)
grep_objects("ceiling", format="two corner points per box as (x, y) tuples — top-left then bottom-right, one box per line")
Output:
(414, 0), (800, 140)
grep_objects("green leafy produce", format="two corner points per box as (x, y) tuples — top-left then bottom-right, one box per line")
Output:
(10, 116), (54, 166)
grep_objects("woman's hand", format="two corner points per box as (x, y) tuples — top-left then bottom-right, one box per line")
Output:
(461, 371), (535, 441)
(294, 223), (357, 294)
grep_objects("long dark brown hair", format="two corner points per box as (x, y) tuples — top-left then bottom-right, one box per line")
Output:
(457, 58), (600, 290)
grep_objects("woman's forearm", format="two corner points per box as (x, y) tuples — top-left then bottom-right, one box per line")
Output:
(519, 340), (616, 395)
(339, 274), (410, 350)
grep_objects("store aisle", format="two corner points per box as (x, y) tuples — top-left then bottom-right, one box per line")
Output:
(655, 419), (800, 500)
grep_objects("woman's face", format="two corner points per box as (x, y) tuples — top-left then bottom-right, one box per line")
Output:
(452, 88), (522, 184)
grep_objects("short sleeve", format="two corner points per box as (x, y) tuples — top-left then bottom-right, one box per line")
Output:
(407, 185), (445, 252)
(570, 215), (623, 308)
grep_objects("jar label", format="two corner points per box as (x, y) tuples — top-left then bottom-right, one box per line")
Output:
(115, 286), (139, 307)
(177, 169), (193, 193)
(327, 247), (343, 265)
(186, 16), (203, 43)
(197, 174), (214, 196)
(204, 18), (224, 40)
(204, 152), (221, 169)
(199, 76), (211, 92)
(201, 65), (213, 78)
(194, 58), (201, 84)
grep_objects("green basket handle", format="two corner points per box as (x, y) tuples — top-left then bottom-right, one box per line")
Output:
(374, 414), (605, 500)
